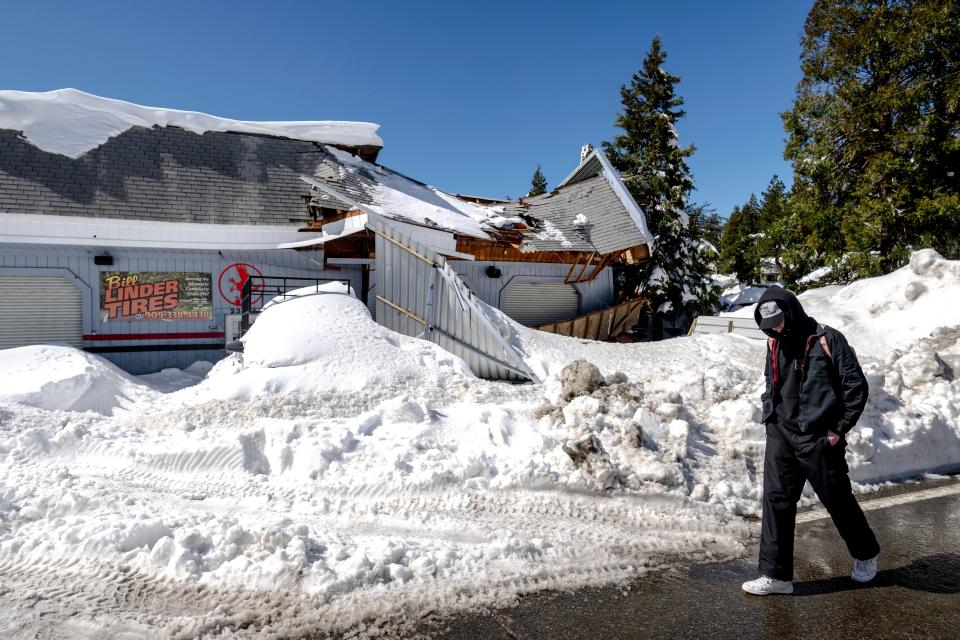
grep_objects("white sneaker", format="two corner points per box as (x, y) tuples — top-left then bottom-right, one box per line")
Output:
(741, 575), (794, 595)
(851, 554), (879, 582)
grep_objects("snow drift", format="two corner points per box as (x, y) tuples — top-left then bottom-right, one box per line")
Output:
(727, 248), (960, 359)
(0, 249), (957, 637)
(195, 282), (472, 400)
(0, 345), (156, 415)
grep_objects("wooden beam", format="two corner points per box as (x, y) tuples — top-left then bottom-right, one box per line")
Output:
(372, 230), (435, 266)
(573, 252), (596, 283)
(297, 209), (365, 232)
(586, 253), (612, 283)
(376, 295), (426, 325)
(564, 253), (583, 283)
(456, 236), (599, 264)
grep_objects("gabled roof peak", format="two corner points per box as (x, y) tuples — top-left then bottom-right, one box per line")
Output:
(557, 149), (653, 246)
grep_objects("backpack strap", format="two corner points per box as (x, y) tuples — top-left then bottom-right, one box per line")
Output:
(817, 323), (833, 361)
(768, 337), (779, 388)
(819, 335), (832, 360)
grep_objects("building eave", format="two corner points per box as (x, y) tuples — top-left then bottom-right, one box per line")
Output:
(0, 212), (306, 251)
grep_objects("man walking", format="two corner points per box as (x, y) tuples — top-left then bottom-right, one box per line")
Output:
(741, 286), (880, 596)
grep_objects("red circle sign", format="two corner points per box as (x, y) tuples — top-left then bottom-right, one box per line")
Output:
(219, 263), (264, 307)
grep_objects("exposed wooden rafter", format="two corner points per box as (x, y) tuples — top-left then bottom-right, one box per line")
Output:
(298, 209), (365, 232)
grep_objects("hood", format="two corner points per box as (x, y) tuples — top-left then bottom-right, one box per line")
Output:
(754, 285), (816, 339)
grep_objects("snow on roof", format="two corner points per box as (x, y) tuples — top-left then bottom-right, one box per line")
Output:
(312, 147), (498, 239)
(0, 88), (383, 159)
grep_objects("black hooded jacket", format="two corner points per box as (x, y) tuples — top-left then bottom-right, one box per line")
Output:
(754, 286), (869, 435)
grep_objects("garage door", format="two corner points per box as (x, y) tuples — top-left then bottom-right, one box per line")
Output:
(502, 282), (579, 326)
(0, 277), (83, 349)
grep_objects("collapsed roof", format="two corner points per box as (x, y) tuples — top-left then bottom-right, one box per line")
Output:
(296, 148), (654, 257)
(301, 146), (498, 240)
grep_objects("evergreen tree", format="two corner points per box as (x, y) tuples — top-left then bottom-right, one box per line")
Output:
(603, 36), (718, 323)
(687, 203), (723, 249)
(687, 203), (724, 270)
(783, 0), (960, 273)
(718, 205), (745, 276)
(757, 176), (791, 280)
(528, 164), (548, 196)
(719, 194), (764, 283)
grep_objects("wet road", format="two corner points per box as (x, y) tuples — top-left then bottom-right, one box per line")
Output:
(419, 479), (960, 640)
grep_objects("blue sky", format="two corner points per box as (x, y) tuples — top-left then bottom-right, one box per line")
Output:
(1, 0), (811, 217)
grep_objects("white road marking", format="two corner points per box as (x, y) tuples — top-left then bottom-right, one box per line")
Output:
(796, 481), (960, 524)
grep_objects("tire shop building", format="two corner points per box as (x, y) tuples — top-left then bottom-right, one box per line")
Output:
(0, 89), (654, 379)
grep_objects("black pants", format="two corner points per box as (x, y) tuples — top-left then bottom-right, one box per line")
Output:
(759, 421), (880, 581)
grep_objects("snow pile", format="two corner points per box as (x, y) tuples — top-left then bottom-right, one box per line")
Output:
(193, 283), (473, 400)
(0, 249), (957, 636)
(138, 361), (213, 393)
(711, 248), (960, 482)
(0, 88), (383, 159)
(0, 345), (156, 415)
(0, 348), (745, 636)
(727, 248), (960, 359)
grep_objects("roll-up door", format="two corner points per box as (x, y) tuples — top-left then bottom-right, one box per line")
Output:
(0, 277), (83, 349)
(502, 282), (579, 326)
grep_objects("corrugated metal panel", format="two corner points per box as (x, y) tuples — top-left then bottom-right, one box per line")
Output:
(0, 276), (82, 348)
(502, 283), (579, 326)
(372, 218), (535, 382)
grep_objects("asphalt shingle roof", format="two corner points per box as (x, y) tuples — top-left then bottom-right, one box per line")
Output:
(503, 174), (649, 254)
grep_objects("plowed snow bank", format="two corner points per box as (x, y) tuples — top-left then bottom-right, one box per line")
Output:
(0, 345), (156, 415)
(0, 249), (958, 637)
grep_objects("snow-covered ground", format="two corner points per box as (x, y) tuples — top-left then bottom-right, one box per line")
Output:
(1, 250), (958, 638)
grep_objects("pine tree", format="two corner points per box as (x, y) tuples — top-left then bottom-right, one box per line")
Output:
(719, 194), (763, 284)
(757, 176), (790, 280)
(528, 164), (548, 196)
(687, 203), (724, 249)
(718, 205), (744, 276)
(783, 0), (960, 273)
(603, 36), (719, 323)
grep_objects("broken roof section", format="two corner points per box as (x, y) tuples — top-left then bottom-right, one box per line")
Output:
(0, 89), (383, 159)
(306, 146), (496, 239)
(296, 147), (653, 257)
(499, 149), (654, 254)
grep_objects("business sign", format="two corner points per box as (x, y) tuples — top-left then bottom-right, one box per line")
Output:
(218, 263), (263, 307)
(99, 272), (212, 321)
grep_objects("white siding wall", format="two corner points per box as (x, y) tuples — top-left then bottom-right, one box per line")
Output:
(0, 245), (359, 374)
(449, 261), (614, 318)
